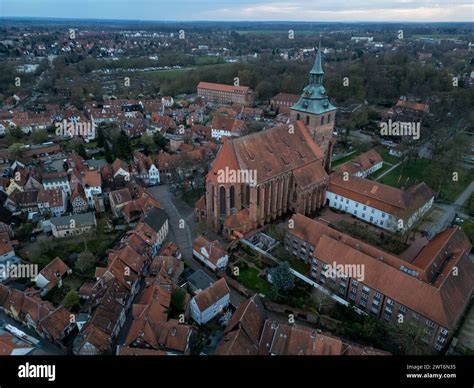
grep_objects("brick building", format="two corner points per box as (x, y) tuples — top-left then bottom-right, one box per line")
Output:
(285, 214), (474, 351)
(290, 44), (337, 171)
(197, 82), (254, 106)
(196, 47), (337, 236)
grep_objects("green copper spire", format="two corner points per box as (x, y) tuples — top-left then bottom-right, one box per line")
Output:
(291, 38), (337, 116)
(309, 40), (324, 86)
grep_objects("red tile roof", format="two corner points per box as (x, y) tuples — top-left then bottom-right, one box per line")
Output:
(198, 82), (250, 94)
(193, 278), (230, 312)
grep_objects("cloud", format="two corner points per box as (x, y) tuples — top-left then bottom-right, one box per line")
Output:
(200, 1), (474, 22)
(1, 0), (473, 21)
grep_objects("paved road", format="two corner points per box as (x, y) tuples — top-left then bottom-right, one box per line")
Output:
(149, 185), (194, 261)
(427, 181), (474, 237)
(149, 185), (245, 307)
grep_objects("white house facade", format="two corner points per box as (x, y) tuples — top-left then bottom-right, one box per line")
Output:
(190, 292), (230, 325)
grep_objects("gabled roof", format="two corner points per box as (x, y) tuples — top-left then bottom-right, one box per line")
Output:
(258, 320), (343, 355)
(38, 257), (70, 286)
(215, 294), (266, 355)
(193, 278), (230, 312)
(328, 172), (435, 217)
(192, 236), (227, 266)
(198, 82), (250, 94)
(291, 214), (473, 329)
(207, 122), (327, 185)
(39, 306), (71, 340)
(0, 331), (34, 355)
(336, 149), (383, 176)
(143, 207), (169, 233)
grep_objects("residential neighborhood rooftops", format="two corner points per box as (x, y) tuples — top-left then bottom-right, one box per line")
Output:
(193, 278), (230, 312)
(50, 212), (96, 228)
(185, 269), (214, 292)
(143, 207), (169, 233)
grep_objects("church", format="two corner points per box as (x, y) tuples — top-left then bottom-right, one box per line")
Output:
(195, 45), (337, 236)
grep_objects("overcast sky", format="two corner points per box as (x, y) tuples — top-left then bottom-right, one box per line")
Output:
(1, 0), (473, 22)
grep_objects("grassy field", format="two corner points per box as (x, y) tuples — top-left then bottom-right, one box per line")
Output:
(194, 56), (224, 66)
(461, 219), (474, 245)
(332, 151), (360, 167)
(368, 162), (393, 180)
(374, 145), (401, 165)
(272, 246), (310, 276)
(236, 262), (272, 295)
(333, 145), (399, 170)
(143, 68), (192, 81)
(380, 158), (473, 203)
(380, 158), (431, 188)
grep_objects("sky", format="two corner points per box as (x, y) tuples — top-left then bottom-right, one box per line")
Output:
(1, 0), (473, 22)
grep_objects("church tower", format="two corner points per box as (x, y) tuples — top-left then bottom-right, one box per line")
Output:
(290, 42), (337, 171)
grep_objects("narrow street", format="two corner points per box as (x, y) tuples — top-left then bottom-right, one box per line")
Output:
(149, 185), (245, 307)
(429, 181), (474, 237)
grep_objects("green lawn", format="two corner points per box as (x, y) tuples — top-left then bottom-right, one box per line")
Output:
(463, 194), (474, 215)
(272, 246), (310, 276)
(368, 162), (394, 180)
(461, 219), (474, 245)
(374, 145), (401, 165)
(194, 56), (224, 66)
(380, 158), (473, 203)
(236, 262), (272, 295)
(380, 158), (430, 188)
(84, 141), (98, 149)
(333, 145), (399, 170)
(144, 68), (192, 81)
(23, 227), (122, 271)
(332, 151), (361, 168)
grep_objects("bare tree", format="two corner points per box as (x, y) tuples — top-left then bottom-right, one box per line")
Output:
(391, 322), (432, 355)
(311, 288), (336, 315)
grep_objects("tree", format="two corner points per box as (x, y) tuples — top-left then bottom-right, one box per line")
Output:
(77, 142), (88, 159)
(8, 143), (24, 159)
(390, 322), (431, 355)
(103, 140), (113, 163)
(255, 80), (274, 101)
(270, 262), (295, 292)
(169, 287), (186, 318)
(311, 288), (336, 314)
(113, 131), (132, 160)
(76, 251), (95, 272)
(153, 132), (167, 151)
(5, 126), (24, 145)
(63, 290), (80, 310)
(30, 129), (48, 144)
(140, 134), (155, 155)
(97, 126), (106, 148)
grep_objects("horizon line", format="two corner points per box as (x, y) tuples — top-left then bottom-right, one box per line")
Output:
(1, 16), (473, 24)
